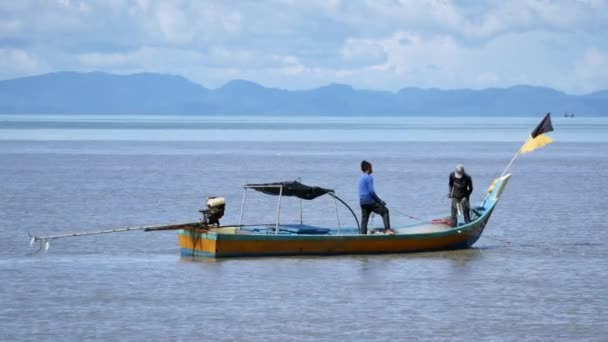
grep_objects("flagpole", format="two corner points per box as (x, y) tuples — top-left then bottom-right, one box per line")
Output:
(500, 137), (529, 177)
(482, 136), (529, 206)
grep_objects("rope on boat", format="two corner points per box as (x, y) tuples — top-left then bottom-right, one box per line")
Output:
(370, 207), (449, 228)
(369, 194), (456, 224)
(188, 226), (202, 258)
(482, 235), (579, 254)
(482, 235), (512, 245)
(390, 208), (429, 222)
(392, 207), (455, 223)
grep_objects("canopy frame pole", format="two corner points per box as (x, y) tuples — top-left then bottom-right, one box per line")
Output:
(239, 188), (248, 226)
(333, 196), (341, 234)
(275, 185), (283, 234)
(327, 192), (360, 232)
(298, 177), (303, 224)
(299, 199), (303, 224)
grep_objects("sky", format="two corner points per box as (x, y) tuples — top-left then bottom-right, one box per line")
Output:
(1, 0), (607, 94)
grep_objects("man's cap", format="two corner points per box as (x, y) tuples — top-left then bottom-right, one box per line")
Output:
(455, 164), (464, 178)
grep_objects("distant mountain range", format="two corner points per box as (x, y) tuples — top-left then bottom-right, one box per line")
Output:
(0, 72), (606, 116)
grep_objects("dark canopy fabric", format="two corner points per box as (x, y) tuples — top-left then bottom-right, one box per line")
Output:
(245, 181), (334, 200)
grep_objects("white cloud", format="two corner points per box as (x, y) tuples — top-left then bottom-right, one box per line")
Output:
(582, 47), (607, 66)
(222, 12), (242, 33)
(0, 48), (49, 79)
(340, 37), (387, 67)
(573, 48), (608, 93)
(355, 31), (464, 78)
(134, 0), (150, 11)
(0, 18), (22, 38)
(77, 46), (204, 70)
(155, 3), (193, 45)
(55, 0), (91, 13)
(78, 51), (136, 67)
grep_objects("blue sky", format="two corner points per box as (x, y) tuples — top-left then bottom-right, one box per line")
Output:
(1, 0), (607, 94)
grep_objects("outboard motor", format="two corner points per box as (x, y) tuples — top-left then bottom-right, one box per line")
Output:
(199, 197), (225, 226)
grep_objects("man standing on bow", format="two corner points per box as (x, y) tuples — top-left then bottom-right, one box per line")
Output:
(358, 160), (394, 235)
(449, 164), (473, 226)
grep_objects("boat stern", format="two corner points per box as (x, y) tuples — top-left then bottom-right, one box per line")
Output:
(178, 229), (218, 257)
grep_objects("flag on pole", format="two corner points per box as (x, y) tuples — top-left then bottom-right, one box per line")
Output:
(520, 113), (554, 153)
(530, 112), (554, 138)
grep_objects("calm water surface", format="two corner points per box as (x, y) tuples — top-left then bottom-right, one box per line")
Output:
(1, 116), (607, 341)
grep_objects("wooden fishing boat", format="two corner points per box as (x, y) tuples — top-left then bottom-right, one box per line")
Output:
(176, 174), (511, 258)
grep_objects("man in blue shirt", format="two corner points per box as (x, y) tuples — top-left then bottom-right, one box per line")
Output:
(358, 160), (394, 235)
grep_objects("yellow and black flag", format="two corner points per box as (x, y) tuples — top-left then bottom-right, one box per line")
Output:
(520, 113), (554, 153)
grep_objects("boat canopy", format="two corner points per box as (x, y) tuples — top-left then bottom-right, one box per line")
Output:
(244, 181), (333, 200)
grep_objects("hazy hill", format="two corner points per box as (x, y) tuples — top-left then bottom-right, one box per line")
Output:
(0, 72), (604, 115)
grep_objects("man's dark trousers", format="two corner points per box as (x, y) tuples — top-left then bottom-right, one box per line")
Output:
(360, 202), (390, 235)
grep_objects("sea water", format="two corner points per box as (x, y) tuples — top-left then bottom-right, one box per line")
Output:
(1, 115), (607, 341)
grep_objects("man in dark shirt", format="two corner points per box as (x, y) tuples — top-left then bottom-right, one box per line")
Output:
(449, 164), (473, 226)
(358, 160), (394, 235)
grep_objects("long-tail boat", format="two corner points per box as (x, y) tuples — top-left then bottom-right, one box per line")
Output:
(174, 174), (511, 258)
